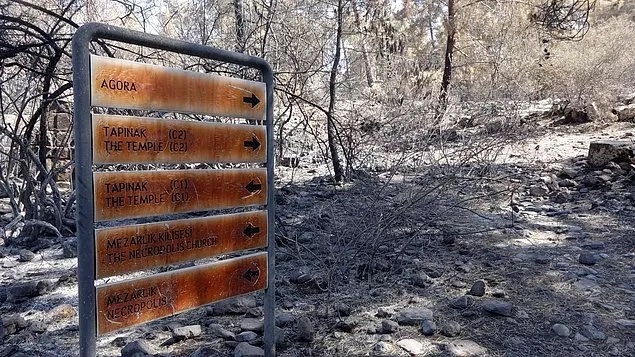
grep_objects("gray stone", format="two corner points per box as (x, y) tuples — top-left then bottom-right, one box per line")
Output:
(612, 103), (635, 122)
(240, 318), (264, 332)
(17, 249), (35, 262)
(529, 186), (548, 197)
(451, 295), (473, 309)
(447, 339), (488, 356)
(581, 325), (606, 341)
(6, 282), (39, 303)
(551, 323), (570, 337)
(574, 333), (589, 342)
(411, 273), (429, 288)
(616, 319), (635, 329)
(573, 278), (599, 291)
(275, 313), (295, 328)
(482, 300), (513, 317)
(396, 308), (434, 325)
(211, 296), (257, 315)
(439, 321), (461, 337)
(172, 325), (202, 340)
(587, 141), (633, 167)
(209, 323), (236, 340)
(111, 336), (130, 347)
(579, 253), (597, 265)
(61, 241), (77, 258)
(233, 342), (265, 357)
(381, 320), (399, 334)
(335, 303), (352, 316)
(372, 341), (395, 356)
(296, 316), (314, 342)
(396, 339), (424, 355)
(121, 340), (156, 357)
(2, 314), (28, 335)
(420, 320), (436, 336)
(29, 321), (46, 333)
(235, 331), (258, 342)
(468, 281), (486, 297)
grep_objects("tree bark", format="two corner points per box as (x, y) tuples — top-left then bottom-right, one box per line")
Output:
(439, 0), (456, 113)
(327, 0), (345, 182)
(351, 0), (374, 87)
(233, 0), (246, 53)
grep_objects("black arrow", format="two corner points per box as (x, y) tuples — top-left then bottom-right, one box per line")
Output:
(242, 267), (260, 284)
(243, 93), (261, 108)
(243, 223), (260, 238)
(245, 180), (262, 193)
(243, 135), (261, 151)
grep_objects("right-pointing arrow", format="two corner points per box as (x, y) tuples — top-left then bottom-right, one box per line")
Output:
(243, 93), (261, 108)
(244, 135), (261, 151)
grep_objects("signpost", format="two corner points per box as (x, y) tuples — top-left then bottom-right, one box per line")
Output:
(73, 23), (274, 356)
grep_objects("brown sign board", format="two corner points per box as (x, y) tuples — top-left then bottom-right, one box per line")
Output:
(92, 114), (266, 164)
(95, 210), (268, 278)
(93, 169), (267, 222)
(96, 252), (267, 335)
(90, 55), (266, 120)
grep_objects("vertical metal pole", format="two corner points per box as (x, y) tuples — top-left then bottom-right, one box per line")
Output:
(72, 26), (97, 357)
(263, 64), (276, 356)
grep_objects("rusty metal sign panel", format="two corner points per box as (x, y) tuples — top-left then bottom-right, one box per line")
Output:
(96, 252), (267, 335)
(92, 114), (266, 164)
(95, 210), (268, 278)
(90, 55), (266, 120)
(93, 168), (267, 221)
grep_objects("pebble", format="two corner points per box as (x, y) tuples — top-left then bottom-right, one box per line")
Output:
(579, 253), (598, 265)
(440, 321), (461, 337)
(616, 319), (635, 329)
(396, 308), (433, 326)
(336, 303), (352, 317)
(240, 318), (264, 332)
(573, 278), (599, 291)
(296, 316), (314, 342)
(372, 341), (395, 355)
(468, 281), (486, 297)
(396, 339), (425, 355)
(381, 320), (399, 334)
(446, 339), (488, 356)
(551, 323), (570, 337)
(234, 342), (265, 357)
(235, 331), (258, 342)
(580, 325), (606, 341)
(451, 295), (473, 309)
(275, 313), (295, 328)
(172, 324), (201, 340)
(574, 333), (589, 342)
(17, 249), (35, 262)
(421, 320), (437, 336)
(208, 323), (235, 340)
(412, 273), (429, 288)
(482, 300), (513, 317)
(210, 295), (256, 315)
(120, 340), (156, 357)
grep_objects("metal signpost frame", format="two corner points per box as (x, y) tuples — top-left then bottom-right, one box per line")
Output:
(72, 23), (275, 357)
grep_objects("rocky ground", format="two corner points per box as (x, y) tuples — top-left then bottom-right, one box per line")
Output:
(1, 113), (634, 356)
